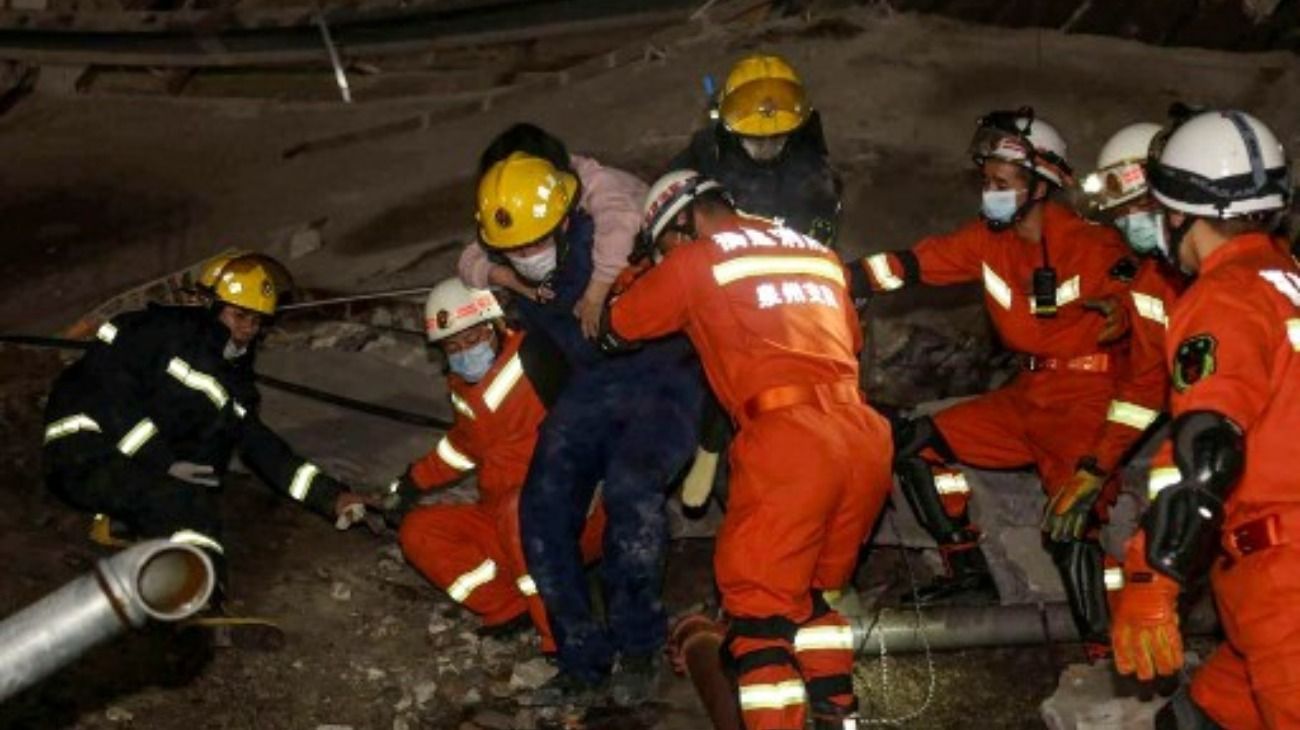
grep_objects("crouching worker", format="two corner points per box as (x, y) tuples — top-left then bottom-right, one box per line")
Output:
(388, 278), (605, 652)
(43, 253), (373, 603)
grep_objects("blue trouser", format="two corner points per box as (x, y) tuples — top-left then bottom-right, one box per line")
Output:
(520, 356), (702, 682)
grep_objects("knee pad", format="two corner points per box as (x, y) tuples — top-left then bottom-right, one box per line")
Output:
(1049, 540), (1110, 642)
(1156, 686), (1223, 730)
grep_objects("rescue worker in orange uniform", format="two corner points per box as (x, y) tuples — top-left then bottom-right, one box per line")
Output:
(1044, 121), (1184, 542)
(388, 278), (605, 653)
(845, 108), (1165, 655)
(1106, 110), (1300, 729)
(601, 171), (893, 730)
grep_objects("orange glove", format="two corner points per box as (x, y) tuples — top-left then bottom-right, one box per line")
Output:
(1084, 297), (1131, 345)
(1110, 531), (1184, 680)
(1042, 463), (1106, 542)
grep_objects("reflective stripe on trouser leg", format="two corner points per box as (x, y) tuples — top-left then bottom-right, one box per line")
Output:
(895, 457), (975, 545)
(793, 611), (858, 716)
(729, 634), (807, 730)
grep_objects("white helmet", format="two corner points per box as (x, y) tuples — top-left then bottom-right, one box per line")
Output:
(642, 170), (727, 244)
(423, 278), (503, 343)
(969, 108), (1073, 187)
(1150, 110), (1291, 219)
(1082, 122), (1163, 211)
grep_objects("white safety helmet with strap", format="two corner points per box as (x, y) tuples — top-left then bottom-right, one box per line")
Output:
(637, 170), (729, 258)
(1083, 122), (1164, 211)
(969, 107), (1073, 187)
(423, 278), (504, 344)
(1149, 110), (1292, 220)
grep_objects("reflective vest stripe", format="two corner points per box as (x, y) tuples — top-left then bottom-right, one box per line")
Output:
(436, 437), (476, 471)
(171, 529), (224, 555)
(117, 418), (158, 456)
(793, 625), (855, 652)
(865, 254), (904, 291)
(1288, 319), (1300, 351)
(449, 392), (476, 420)
(1107, 400), (1159, 431)
(982, 263), (1012, 310)
(447, 559), (497, 603)
(166, 357), (230, 410)
(96, 322), (119, 345)
(44, 414), (102, 443)
(1148, 466), (1182, 500)
(516, 574), (538, 597)
(1132, 292), (1169, 327)
(232, 401), (248, 419)
(712, 256), (846, 287)
(1104, 567), (1124, 592)
(289, 463), (319, 502)
(738, 679), (807, 711)
(934, 472), (970, 495)
(482, 355), (524, 413)
(1028, 275), (1081, 314)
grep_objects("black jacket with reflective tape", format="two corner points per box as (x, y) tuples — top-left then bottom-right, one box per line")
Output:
(43, 304), (342, 517)
(669, 112), (842, 249)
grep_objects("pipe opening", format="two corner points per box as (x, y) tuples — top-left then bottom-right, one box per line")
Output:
(135, 547), (213, 621)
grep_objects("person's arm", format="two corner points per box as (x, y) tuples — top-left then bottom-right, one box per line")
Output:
(845, 222), (990, 301)
(238, 415), (349, 520)
(600, 248), (695, 350)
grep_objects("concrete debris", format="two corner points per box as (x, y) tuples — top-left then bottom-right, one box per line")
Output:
(1039, 660), (1184, 730)
(365, 666), (387, 682)
(104, 706), (134, 723)
(330, 581), (353, 601)
(470, 709), (515, 729)
(307, 322), (374, 352)
(315, 726), (354, 730)
(509, 657), (558, 691)
(289, 226), (324, 260)
(413, 679), (438, 708)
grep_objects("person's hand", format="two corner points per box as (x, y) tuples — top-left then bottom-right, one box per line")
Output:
(1042, 464), (1106, 542)
(574, 280), (613, 339)
(333, 491), (375, 531)
(1084, 297), (1130, 344)
(488, 265), (536, 300)
(681, 448), (720, 508)
(1111, 532), (1184, 680)
(169, 461), (219, 487)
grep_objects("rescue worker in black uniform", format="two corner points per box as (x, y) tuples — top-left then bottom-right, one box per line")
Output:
(43, 253), (371, 590)
(668, 53), (842, 249)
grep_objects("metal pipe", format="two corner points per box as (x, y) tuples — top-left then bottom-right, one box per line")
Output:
(668, 614), (743, 730)
(315, 14), (351, 104)
(851, 602), (1080, 654)
(0, 540), (215, 703)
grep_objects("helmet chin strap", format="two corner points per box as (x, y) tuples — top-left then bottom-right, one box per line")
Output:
(1165, 214), (1197, 273)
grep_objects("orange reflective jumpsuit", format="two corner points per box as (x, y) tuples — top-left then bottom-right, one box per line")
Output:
(609, 214), (893, 730)
(852, 202), (1174, 525)
(1141, 234), (1300, 728)
(397, 330), (605, 653)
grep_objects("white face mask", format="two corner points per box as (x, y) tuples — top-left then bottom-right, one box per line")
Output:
(223, 340), (247, 361)
(981, 188), (1021, 225)
(507, 245), (558, 283)
(447, 340), (496, 383)
(741, 136), (788, 163)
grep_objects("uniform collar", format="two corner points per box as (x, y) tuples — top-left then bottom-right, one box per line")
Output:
(1198, 233), (1276, 275)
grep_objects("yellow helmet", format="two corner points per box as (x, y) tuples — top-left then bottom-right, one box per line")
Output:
(197, 249), (250, 290)
(476, 152), (579, 250)
(718, 54), (810, 137)
(211, 255), (284, 315)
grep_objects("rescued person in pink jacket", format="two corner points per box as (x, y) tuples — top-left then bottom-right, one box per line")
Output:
(458, 123), (647, 338)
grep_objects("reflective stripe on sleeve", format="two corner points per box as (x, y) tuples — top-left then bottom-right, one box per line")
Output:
(170, 529), (224, 555)
(712, 256), (845, 287)
(793, 625), (855, 652)
(1288, 319), (1300, 351)
(1107, 400), (1159, 431)
(982, 263), (1012, 310)
(934, 472), (970, 495)
(482, 355), (524, 413)
(1104, 567), (1124, 592)
(1132, 292), (1169, 327)
(232, 401), (247, 419)
(1147, 466), (1182, 500)
(516, 574), (538, 597)
(447, 559), (497, 603)
(865, 254), (904, 291)
(166, 357), (230, 410)
(288, 463), (320, 502)
(449, 392), (476, 420)
(738, 679), (807, 711)
(44, 414), (102, 443)
(96, 322), (119, 344)
(117, 418), (158, 456)
(436, 437), (476, 471)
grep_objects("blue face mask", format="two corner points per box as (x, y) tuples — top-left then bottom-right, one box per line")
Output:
(1114, 210), (1168, 258)
(447, 341), (496, 383)
(981, 189), (1021, 225)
